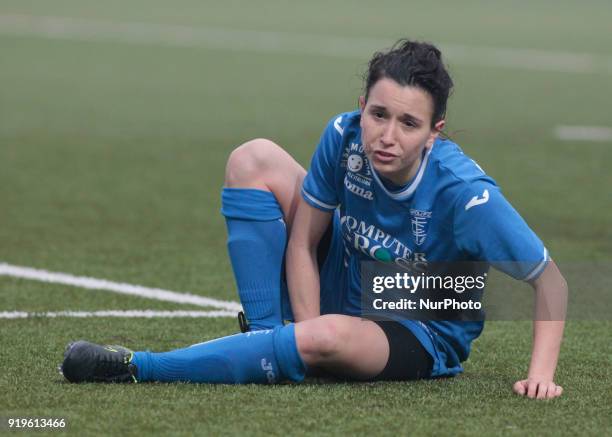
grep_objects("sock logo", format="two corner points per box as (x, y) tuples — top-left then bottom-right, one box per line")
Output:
(261, 358), (276, 383)
(246, 329), (273, 338)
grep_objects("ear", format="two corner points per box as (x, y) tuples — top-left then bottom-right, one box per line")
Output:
(426, 119), (445, 148)
(358, 95), (366, 112)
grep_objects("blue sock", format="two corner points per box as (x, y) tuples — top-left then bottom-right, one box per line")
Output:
(131, 324), (306, 384)
(221, 188), (286, 330)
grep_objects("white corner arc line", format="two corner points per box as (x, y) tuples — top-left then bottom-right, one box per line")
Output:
(0, 310), (236, 319)
(554, 125), (612, 142)
(0, 14), (611, 75)
(0, 262), (242, 312)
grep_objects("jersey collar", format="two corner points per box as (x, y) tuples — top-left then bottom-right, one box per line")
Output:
(370, 144), (433, 200)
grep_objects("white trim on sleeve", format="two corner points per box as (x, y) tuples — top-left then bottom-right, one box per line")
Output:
(523, 247), (549, 281)
(301, 188), (338, 211)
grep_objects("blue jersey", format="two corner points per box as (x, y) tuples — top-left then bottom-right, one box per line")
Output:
(301, 110), (549, 377)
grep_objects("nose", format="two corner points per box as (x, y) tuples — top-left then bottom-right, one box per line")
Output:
(380, 119), (397, 147)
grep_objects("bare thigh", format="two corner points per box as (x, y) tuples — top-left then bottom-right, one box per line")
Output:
(224, 138), (306, 230)
(294, 314), (390, 380)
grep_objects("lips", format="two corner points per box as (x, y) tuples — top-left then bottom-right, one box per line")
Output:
(373, 150), (397, 163)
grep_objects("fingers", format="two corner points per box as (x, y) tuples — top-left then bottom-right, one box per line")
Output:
(513, 380), (527, 396)
(536, 381), (563, 399)
(536, 382), (549, 399)
(513, 380), (564, 399)
(544, 381), (557, 399)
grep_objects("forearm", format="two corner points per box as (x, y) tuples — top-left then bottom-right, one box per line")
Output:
(513, 260), (567, 398)
(528, 320), (565, 380)
(528, 261), (568, 380)
(285, 241), (321, 322)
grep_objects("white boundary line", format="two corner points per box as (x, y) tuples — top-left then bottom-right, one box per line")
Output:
(0, 262), (242, 312)
(554, 125), (612, 142)
(1, 14), (611, 75)
(0, 310), (235, 319)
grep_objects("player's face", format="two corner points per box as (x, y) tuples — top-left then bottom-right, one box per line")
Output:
(359, 78), (444, 186)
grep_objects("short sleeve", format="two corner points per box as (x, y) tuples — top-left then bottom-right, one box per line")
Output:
(453, 181), (549, 281)
(301, 114), (344, 212)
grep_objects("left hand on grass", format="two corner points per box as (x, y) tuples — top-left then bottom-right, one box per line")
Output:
(513, 378), (563, 399)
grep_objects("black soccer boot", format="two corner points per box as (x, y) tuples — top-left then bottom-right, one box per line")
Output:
(237, 311), (250, 333)
(60, 341), (138, 383)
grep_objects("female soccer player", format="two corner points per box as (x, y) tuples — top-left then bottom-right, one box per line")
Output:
(61, 40), (567, 399)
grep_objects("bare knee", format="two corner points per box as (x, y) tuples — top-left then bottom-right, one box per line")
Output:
(224, 138), (283, 188)
(295, 316), (352, 365)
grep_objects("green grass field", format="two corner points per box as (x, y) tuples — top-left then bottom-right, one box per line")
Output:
(1, 1), (611, 435)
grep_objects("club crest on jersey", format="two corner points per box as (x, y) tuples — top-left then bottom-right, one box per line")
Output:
(410, 209), (432, 246)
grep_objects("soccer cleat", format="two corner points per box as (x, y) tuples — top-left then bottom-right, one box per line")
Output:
(60, 341), (138, 383)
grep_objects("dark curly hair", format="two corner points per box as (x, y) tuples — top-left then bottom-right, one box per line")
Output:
(364, 39), (454, 128)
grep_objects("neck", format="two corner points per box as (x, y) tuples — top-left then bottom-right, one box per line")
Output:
(385, 155), (423, 186)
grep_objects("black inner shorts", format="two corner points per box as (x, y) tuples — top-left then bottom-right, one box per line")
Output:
(371, 320), (433, 381)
